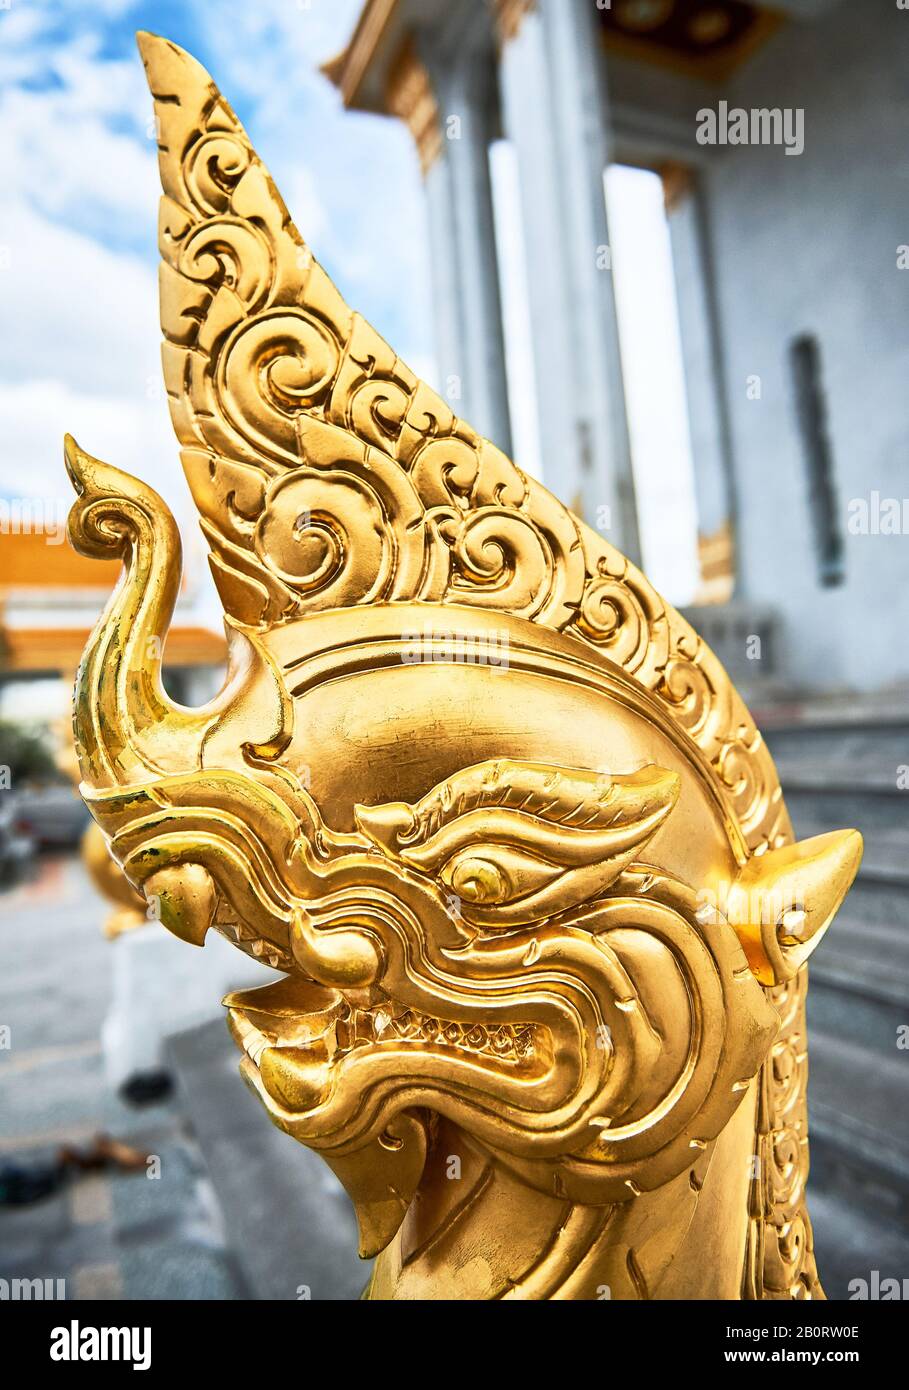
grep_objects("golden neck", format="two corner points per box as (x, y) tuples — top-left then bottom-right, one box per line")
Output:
(367, 1087), (758, 1301)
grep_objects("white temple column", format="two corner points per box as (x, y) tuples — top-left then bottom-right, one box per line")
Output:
(495, 0), (640, 562)
(383, 42), (465, 427)
(382, 25), (511, 455)
(666, 174), (736, 601)
(494, 9), (576, 503)
(424, 153), (465, 411)
(421, 39), (513, 456)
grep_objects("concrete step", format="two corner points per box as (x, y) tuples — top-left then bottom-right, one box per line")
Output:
(774, 762), (908, 842)
(753, 694), (909, 850)
(808, 973), (906, 1058)
(806, 1027), (909, 1193)
(763, 716), (909, 765)
(793, 840), (909, 969)
(790, 811), (909, 860)
(755, 688), (909, 739)
(813, 918), (909, 1011)
(807, 1182), (909, 1300)
(167, 1018), (366, 1301)
(844, 859), (909, 932)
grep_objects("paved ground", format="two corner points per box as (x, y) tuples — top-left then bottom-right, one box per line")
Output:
(0, 854), (246, 1300)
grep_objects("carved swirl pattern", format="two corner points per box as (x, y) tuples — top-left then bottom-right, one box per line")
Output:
(746, 969), (822, 1299)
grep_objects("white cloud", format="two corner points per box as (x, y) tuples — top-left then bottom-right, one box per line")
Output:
(0, 202), (160, 399)
(196, 0), (436, 368)
(0, 377), (180, 513)
(1, 91), (158, 247)
(0, 5), (57, 84)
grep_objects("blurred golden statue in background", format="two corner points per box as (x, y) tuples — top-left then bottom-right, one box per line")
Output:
(65, 33), (862, 1299)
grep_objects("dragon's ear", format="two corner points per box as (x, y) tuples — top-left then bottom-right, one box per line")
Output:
(721, 829), (863, 986)
(356, 760), (680, 927)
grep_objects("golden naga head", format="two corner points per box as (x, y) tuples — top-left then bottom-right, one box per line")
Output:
(65, 34), (862, 1299)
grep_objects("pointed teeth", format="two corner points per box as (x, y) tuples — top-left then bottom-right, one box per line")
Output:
(356, 1003), (536, 1061)
(216, 924), (290, 969)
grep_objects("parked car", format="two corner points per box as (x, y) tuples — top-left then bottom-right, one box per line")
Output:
(0, 795), (35, 884)
(12, 784), (90, 849)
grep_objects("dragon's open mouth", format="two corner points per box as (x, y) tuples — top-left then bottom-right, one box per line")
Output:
(224, 974), (545, 1116)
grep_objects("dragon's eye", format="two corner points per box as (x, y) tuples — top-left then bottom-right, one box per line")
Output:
(355, 759), (680, 927)
(442, 846), (561, 907)
(450, 858), (505, 904)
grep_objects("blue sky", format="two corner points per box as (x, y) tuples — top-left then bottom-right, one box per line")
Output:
(0, 0), (434, 586)
(0, 0), (698, 612)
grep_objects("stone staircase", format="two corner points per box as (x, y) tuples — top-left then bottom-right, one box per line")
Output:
(755, 695), (909, 1297)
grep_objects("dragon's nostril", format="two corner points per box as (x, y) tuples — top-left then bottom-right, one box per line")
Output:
(289, 907), (383, 989)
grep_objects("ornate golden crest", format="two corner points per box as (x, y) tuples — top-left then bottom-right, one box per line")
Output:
(65, 33), (862, 1299)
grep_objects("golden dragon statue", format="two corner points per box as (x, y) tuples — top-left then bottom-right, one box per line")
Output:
(65, 33), (862, 1300)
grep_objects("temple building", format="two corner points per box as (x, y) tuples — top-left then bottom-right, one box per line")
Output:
(0, 529), (225, 712)
(325, 0), (908, 697)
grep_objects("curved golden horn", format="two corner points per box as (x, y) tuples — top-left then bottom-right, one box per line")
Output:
(65, 434), (202, 786)
(65, 435), (290, 795)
